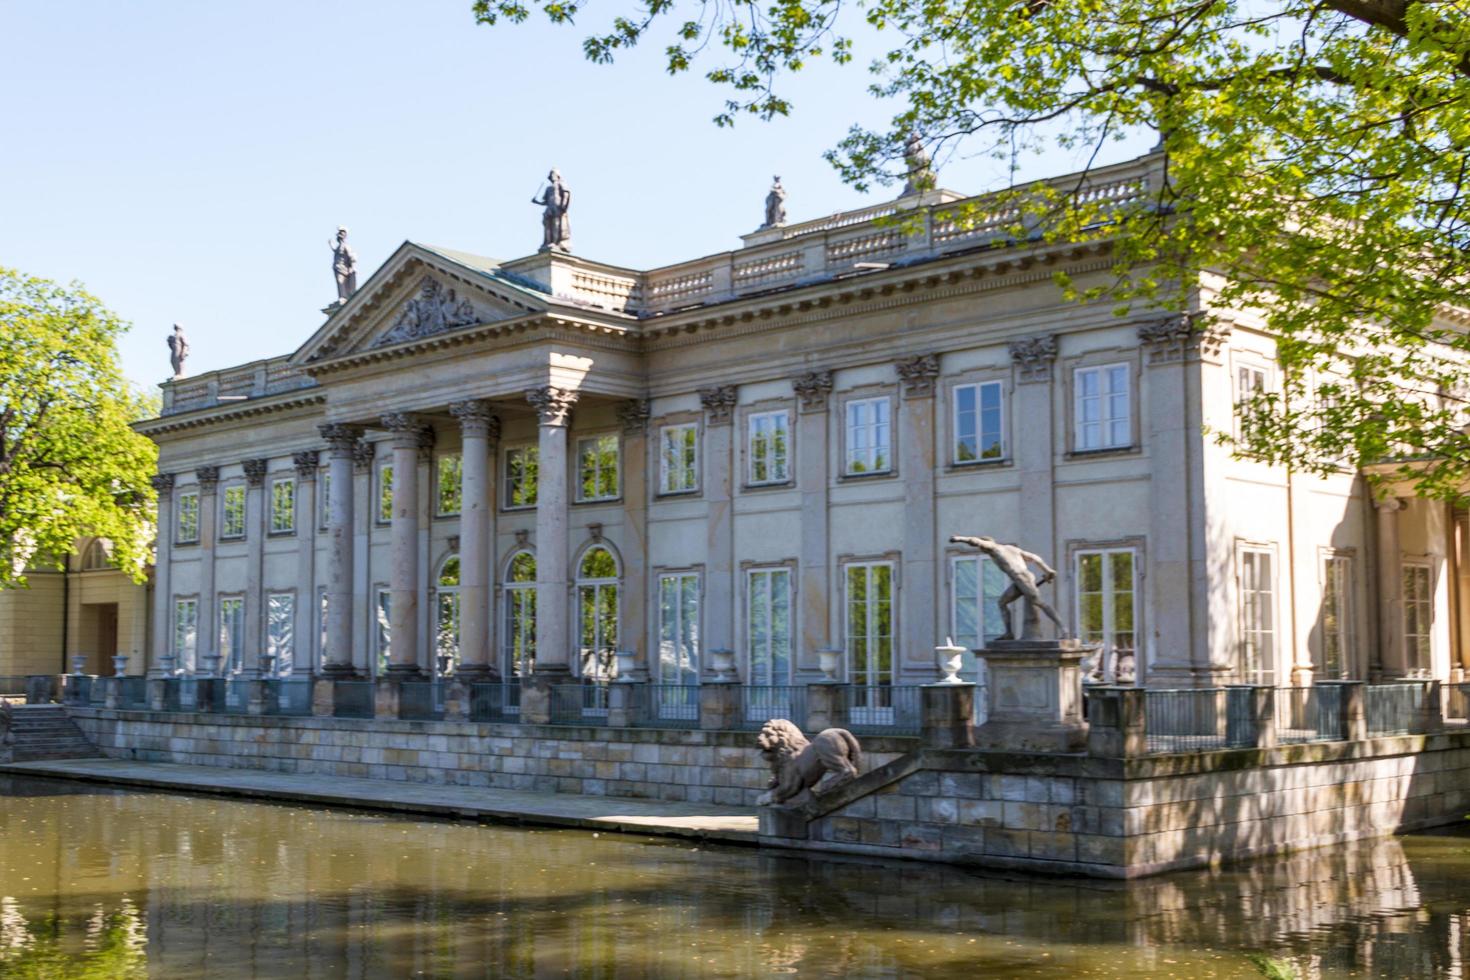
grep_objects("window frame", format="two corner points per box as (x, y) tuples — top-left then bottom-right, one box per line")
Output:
(435, 453), (464, 518)
(375, 461), (394, 525)
(219, 484), (247, 540)
(269, 476), (296, 535)
(575, 432), (622, 503)
(951, 379), (1007, 466)
(1318, 550), (1356, 679)
(373, 584), (391, 676)
(656, 569), (703, 685)
(1403, 559), (1434, 677)
(502, 443), (539, 510)
(172, 595), (199, 672)
(1072, 545), (1140, 674)
(317, 469), (331, 531)
(576, 546), (621, 681)
(745, 564), (796, 685)
(657, 422), (701, 496)
(218, 593), (245, 674)
(843, 559), (896, 688)
(265, 590), (296, 675)
(1236, 541), (1279, 686)
(1231, 353), (1276, 447)
(175, 490), (201, 544)
(502, 549), (538, 677)
(841, 393), (895, 478)
(745, 409), (793, 487)
(1070, 361), (1134, 454)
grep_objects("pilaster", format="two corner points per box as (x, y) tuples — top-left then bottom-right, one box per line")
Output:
(240, 458), (268, 677)
(1007, 336), (1058, 626)
(700, 384), (737, 666)
(149, 473), (175, 677)
(896, 354), (940, 678)
(527, 386), (578, 676)
(792, 370), (833, 678)
(293, 450), (319, 674)
(195, 465), (220, 675)
(617, 399), (651, 678)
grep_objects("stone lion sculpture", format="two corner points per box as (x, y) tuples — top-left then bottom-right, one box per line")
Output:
(755, 719), (862, 806)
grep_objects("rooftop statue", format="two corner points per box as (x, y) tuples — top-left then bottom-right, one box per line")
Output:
(532, 169), (572, 253)
(166, 323), (189, 378)
(950, 535), (1065, 640)
(900, 132), (936, 197)
(762, 176), (787, 229)
(329, 226), (358, 304)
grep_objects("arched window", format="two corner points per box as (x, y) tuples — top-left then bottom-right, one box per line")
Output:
(503, 550), (536, 677)
(435, 554), (461, 674)
(80, 539), (111, 571)
(576, 546), (620, 682)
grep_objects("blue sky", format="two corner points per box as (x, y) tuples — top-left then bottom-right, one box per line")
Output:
(1, 1), (1151, 392)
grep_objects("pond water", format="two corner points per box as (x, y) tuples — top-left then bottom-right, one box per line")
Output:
(3, 774), (1469, 978)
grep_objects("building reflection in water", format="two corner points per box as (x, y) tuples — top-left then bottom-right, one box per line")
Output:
(1, 774), (1469, 977)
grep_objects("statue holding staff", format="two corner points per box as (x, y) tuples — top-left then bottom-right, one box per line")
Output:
(950, 535), (1065, 640)
(532, 169), (572, 253)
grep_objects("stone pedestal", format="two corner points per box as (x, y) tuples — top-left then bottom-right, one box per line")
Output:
(607, 680), (647, 728)
(104, 676), (124, 709)
(520, 673), (563, 725)
(63, 675), (91, 706)
(26, 675), (56, 704)
(374, 678), (402, 719)
(312, 677), (336, 717)
(443, 680), (472, 721)
(148, 678), (168, 712)
(699, 681), (740, 731)
(920, 683), (976, 748)
(758, 806), (810, 840)
(194, 678), (224, 713)
(1086, 687), (1146, 758)
(247, 679), (270, 716)
(805, 682), (846, 732)
(974, 639), (1089, 753)
(1225, 685), (1276, 748)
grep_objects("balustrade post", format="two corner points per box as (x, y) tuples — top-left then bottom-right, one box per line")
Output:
(1252, 685), (1278, 749)
(1086, 687), (1146, 758)
(607, 677), (648, 728)
(920, 681), (976, 749)
(699, 676), (740, 731)
(805, 681), (846, 732)
(1419, 679), (1444, 734)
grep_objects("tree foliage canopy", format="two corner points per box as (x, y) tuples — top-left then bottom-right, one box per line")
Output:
(474, 0), (1470, 496)
(0, 268), (157, 586)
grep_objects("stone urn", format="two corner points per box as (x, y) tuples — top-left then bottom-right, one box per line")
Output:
(111, 654), (129, 677)
(934, 640), (967, 684)
(709, 648), (738, 683)
(201, 651), (222, 677)
(818, 648), (842, 682)
(260, 653), (278, 677)
(613, 649), (638, 680)
(71, 654), (87, 675)
(160, 654), (178, 675)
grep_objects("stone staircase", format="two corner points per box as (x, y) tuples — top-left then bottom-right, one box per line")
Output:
(4, 704), (102, 762)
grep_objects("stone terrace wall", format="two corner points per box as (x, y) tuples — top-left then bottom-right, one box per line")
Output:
(68, 708), (915, 807)
(774, 732), (1470, 878)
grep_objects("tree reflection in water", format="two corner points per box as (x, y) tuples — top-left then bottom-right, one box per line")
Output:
(1, 773), (1468, 977)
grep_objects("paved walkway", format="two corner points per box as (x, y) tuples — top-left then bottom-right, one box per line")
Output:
(0, 758), (760, 843)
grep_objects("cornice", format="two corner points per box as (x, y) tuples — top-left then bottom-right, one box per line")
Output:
(134, 392), (328, 437)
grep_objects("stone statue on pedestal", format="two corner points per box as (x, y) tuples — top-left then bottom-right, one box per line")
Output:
(900, 132), (936, 196)
(762, 176), (787, 228)
(166, 324), (189, 378)
(532, 169), (572, 253)
(329, 226), (358, 304)
(950, 535), (1065, 640)
(755, 719), (862, 806)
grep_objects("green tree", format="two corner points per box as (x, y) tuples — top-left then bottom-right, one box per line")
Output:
(473, 0), (1470, 496)
(0, 268), (158, 586)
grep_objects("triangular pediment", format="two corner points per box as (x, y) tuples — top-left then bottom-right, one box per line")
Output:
(291, 242), (552, 366)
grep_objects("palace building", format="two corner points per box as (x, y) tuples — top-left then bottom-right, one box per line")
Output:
(127, 149), (1468, 695)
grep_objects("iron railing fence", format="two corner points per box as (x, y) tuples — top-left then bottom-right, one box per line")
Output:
(468, 682), (521, 722)
(733, 685), (807, 731)
(624, 683), (700, 729)
(1144, 688), (1233, 753)
(1276, 684), (1346, 743)
(1365, 681), (1427, 737)
(839, 684), (923, 736)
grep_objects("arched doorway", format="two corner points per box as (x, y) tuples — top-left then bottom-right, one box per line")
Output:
(576, 546), (620, 683)
(502, 550), (536, 678)
(434, 554), (460, 675)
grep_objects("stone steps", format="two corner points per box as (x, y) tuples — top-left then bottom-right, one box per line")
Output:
(7, 706), (102, 762)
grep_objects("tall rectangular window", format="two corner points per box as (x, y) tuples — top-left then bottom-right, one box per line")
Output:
(1320, 554), (1355, 678)
(1238, 546), (1276, 685)
(953, 381), (1004, 463)
(176, 492), (200, 544)
(218, 596), (245, 673)
(503, 552), (537, 677)
(747, 568), (793, 685)
(173, 597), (198, 671)
(376, 463), (394, 523)
(844, 398), (891, 474)
(577, 435), (620, 502)
(1076, 549), (1137, 668)
(747, 411), (791, 485)
(266, 592), (295, 674)
(221, 485), (246, 539)
(270, 477), (295, 533)
(436, 454), (463, 516)
(659, 424), (699, 494)
(1074, 364), (1130, 451)
(504, 446), (538, 508)
(374, 588), (392, 675)
(658, 573), (700, 684)
(1404, 563), (1433, 675)
(846, 562), (894, 687)
(317, 587), (328, 671)
(951, 555), (1008, 652)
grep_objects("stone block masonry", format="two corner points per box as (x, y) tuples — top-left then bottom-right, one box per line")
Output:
(67, 708), (913, 807)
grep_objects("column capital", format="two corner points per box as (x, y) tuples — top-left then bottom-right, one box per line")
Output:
(699, 385), (738, 425)
(417, 426), (436, 462)
(353, 440), (377, 473)
(449, 400), (501, 441)
(526, 386), (579, 427)
(1008, 334), (1058, 383)
(195, 465), (220, 492)
(292, 450), (320, 480)
(150, 473), (176, 497)
(1374, 494), (1405, 513)
(1138, 314), (1230, 364)
(791, 370), (834, 413)
(242, 458), (269, 487)
(318, 423), (363, 451)
(895, 353), (941, 398)
(617, 398), (651, 434)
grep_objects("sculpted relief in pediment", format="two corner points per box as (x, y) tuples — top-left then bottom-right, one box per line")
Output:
(374, 276), (481, 347)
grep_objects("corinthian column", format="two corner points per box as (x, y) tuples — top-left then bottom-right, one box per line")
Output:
(149, 473), (175, 676)
(195, 465), (219, 675)
(241, 457), (268, 677)
(527, 386), (578, 677)
(1376, 496), (1405, 679)
(292, 451), (319, 674)
(319, 424), (361, 676)
(449, 400), (500, 679)
(382, 413), (427, 676)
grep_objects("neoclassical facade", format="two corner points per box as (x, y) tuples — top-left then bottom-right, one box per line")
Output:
(134, 151), (1470, 690)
